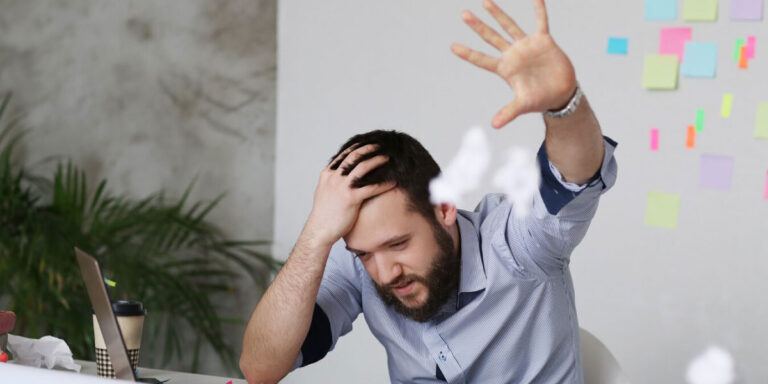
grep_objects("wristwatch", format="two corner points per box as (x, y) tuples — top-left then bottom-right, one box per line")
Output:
(544, 85), (583, 119)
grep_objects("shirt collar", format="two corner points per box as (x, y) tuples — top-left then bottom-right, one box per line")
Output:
(456, 211), (487, 295)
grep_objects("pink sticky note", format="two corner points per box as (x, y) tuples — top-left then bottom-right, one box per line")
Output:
(764, 170), (768, 200)
(747, 35), (756, 59)
(660, 27), (692, 62)
(651, 128), (659, 151)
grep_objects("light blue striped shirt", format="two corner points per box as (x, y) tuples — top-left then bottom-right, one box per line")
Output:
(293, 138), (618, 383)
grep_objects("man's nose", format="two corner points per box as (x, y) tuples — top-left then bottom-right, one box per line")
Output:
(375, 255), (403, 286)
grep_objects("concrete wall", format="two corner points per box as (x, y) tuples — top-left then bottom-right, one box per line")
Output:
(0, 0), (276, 376)
(276, 0), (768, 383)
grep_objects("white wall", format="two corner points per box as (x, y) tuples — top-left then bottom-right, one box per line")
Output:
(276, 0), (768, 382)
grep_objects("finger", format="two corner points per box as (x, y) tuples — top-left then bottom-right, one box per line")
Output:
(533, 0), (549, 35)
(450, 43), (498, 73)
(348, 154), (389, 181)
(353, 180), (397, 202)
(461, 10), (511, 51)
(339, 144), (379, 174)
(492, 99), (525, 129)
(482, 0), (526, 40)
(329, 142), (361, 170)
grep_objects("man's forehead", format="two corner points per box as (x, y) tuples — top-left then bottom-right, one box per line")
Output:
(345, 189), (423, 250)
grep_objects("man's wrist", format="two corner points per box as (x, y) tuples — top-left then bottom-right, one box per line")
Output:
(544, 84), (582, 119)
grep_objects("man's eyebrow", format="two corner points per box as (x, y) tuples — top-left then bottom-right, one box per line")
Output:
(345, 233), (411, 254)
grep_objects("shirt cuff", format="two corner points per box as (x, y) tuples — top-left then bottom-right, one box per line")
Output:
(548, 161), (588, 193)
(537, 136), (618, 215)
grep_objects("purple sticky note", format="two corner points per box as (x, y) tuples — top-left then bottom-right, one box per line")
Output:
(660, 27), (692, 62)
(731, 0), (764, 20)
(699, 154), (734, 190)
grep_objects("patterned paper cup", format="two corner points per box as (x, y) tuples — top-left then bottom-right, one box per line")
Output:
(93, 301), (145, 378)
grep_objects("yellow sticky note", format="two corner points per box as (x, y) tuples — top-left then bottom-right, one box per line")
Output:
(683, 0), (718, 21)
(645, 192), (681, 229)
(755, 102), (768, 139)
(643, 55), (679, 90)
(721, 94), (733, 117)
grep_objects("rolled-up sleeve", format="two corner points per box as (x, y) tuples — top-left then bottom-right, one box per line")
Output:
(503, 136), (618, 276)
(290, 239), (364, 370)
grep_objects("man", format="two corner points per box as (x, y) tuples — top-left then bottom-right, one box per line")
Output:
(240, 0), (617, 382)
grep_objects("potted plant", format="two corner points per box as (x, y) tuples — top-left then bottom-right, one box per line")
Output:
(0, 93), (281, 372)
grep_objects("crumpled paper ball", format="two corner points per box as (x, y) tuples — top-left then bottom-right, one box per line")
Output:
(429, 126), (490, 206)
(686, 346), (736, 384)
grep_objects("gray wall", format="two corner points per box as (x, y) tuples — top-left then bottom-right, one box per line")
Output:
(0, 0), (276, 376)
(276, 0), (768, 383)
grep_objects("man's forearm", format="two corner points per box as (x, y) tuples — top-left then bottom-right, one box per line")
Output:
(239, 233), (332, 384)
(543, 94), (604, 185)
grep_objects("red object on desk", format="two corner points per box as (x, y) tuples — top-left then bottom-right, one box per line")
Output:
(0, 351), (8, 362)
(0, 311), (16, 334)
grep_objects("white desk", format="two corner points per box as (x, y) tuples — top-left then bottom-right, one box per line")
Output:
(77, 360), (247, 384)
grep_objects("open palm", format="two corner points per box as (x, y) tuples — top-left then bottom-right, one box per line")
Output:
(452, 0), (577, 128)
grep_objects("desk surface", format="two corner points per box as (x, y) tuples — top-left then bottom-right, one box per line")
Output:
(77, 360), (247, 384)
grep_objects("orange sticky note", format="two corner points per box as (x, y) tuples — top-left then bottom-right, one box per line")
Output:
(686, 125), (696, 148)
(739, 45), (748, 69)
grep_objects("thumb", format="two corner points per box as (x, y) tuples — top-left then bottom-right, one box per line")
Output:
(492, 99), (524, 129)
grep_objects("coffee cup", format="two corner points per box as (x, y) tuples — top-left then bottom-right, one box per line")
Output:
(93, 300), (146, 378)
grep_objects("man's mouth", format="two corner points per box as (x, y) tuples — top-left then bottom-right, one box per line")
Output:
(392, 280), (416, 296)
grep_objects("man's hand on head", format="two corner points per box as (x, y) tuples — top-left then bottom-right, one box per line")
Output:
(451, 0), (577, 129)
(302, 143), (397, 250)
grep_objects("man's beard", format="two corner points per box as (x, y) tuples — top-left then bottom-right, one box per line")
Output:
(374, 220), (460, 323)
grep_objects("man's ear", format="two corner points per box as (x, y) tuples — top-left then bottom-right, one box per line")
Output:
(434, 203), (458, 227)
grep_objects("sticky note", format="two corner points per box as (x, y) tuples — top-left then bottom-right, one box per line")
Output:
(695, 109), (705, 131)
(651, 128), (660, 150)
(699, 154), (734, 190)
(755, 102), (768, 138)
(683, 0), (719, 20)
(607, 37), (629, 54)
(646, 0), (678, 20)
(660, 27), (692, 62)
(764, 170), (768, 200)
(746, 35), (756, 59)
(721, 93), (733, 117)
(739, 45), (749, 68)
(643, 55), (679, 89)
(686, 125), (696, 148)
(681, 42), (718, 77)
(730, 0), (764, 20)
(645, 192), (681, 229)
(734, 38), (746, 61)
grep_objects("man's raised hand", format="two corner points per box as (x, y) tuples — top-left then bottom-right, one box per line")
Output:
(451, 0), (577, 129)
(303, 144), (396, 249)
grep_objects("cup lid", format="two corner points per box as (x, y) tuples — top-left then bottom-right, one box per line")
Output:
(111, 300), (146, 316)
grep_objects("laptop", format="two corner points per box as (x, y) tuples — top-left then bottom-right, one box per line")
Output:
(74, 248), (164, 383)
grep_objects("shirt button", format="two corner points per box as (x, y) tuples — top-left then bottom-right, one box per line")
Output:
(439, 352), (447, 362)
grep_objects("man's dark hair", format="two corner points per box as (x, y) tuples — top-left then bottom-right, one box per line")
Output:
(329, 130), (441, 222)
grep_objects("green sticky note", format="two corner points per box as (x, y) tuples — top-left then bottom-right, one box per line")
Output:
(721, 94), (733, 117)
(643, 55), (679, 90)
(645, 192), (681, 229)
(683, 0), (719, 21)
(755, 102), (768, 139)
(734, 38), (745, 62)
(695, 109), (705, 131)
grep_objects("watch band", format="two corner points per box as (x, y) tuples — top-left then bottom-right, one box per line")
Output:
(544, 85), (583, 119)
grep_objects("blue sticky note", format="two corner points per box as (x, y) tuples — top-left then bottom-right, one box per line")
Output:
(681, 42), (718, 77)
(607, 37), (629, 54)
(646, 0), (678, 20)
